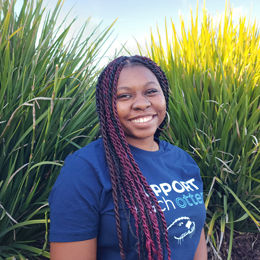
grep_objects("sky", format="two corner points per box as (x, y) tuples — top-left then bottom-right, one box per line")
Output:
(15, 0), (260, 65)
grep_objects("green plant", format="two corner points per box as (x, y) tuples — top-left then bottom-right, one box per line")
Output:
(139, 1), (260, 259)
(0, 0), (115, 258)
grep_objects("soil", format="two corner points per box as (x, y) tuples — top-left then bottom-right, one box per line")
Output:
(207, 230), (260, 260)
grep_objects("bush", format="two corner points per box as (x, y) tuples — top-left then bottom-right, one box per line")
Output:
(0, 0), (114, 258)
(141, 2), (260, 259)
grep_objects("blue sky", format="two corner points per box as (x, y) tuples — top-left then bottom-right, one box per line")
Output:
(16, 0), (260, 64)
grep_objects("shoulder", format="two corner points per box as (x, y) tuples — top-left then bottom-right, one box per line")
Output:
(72, 138), (106, 162)
(50, 138), (108, 196)
(60, 138), (107, 173)
(159, 139), (188, 154)
(49, 138), (108, 206)
(159, 140), (198, 165)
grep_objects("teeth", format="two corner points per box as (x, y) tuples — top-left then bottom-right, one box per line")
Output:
(131, 116), (153, 123)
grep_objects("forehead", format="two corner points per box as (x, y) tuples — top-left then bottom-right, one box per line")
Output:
(117, 65), (159, 88)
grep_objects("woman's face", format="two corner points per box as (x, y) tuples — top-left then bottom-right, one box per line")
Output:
(116, 65), (166, 147)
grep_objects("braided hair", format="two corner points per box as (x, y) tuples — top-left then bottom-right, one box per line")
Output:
(95, 55), (171, 260)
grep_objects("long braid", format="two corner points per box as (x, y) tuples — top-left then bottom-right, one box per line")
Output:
(110, 62), (160, 258)
(111, 57), (171, 259)
(111, 59), (170, 256)
(110, 62), (161, 258)
(100, 56), (166, 258)
(98, 61), (141, 258)
(96, 55), (171, 260)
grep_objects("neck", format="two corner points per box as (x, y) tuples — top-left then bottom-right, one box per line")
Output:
(126, 137), (159, 151)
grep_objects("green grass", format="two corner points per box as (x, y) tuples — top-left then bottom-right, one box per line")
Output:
(139, 1), (260, 258)
(0, 0), (115, 258)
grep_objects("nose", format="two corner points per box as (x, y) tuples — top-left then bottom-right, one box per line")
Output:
(132, 96), (151, 110)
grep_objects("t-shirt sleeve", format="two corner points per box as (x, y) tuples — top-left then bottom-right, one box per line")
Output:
(48, 153), (101, 242)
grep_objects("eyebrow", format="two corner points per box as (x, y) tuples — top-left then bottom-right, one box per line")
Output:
(117, 81), (159, 91)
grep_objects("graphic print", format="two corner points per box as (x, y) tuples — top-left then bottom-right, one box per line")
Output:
(167, 216), (195, 244)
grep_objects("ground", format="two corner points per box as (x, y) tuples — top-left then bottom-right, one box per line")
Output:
(208, 230), (260, 260)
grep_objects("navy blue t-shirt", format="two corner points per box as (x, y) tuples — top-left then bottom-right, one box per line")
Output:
(49, 138), (206, 259)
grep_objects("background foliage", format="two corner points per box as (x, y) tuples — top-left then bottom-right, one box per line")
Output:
(0, 0), (113, 258)
(140, 2), (260, 259)
(1, 0), (260, 259)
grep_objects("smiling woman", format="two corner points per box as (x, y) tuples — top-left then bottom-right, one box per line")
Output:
(116, 65), (166, 150)
(48, 55), (207, 260)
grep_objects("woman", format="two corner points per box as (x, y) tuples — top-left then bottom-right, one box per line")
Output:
(49, 56), (207, 260)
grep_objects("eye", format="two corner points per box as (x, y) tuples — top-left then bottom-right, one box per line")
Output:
(117, 93), (132, 100)
(146, 89), (159, 95)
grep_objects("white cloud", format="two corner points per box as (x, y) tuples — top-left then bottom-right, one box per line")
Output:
(232, 6), (246, 21)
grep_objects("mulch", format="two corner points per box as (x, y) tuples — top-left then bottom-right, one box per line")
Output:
(208, 230), (260, 260)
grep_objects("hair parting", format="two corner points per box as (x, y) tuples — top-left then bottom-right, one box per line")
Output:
(96, 55), (171, 260)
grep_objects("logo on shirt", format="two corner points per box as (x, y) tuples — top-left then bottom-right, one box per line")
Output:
(167, 216), (195, 244)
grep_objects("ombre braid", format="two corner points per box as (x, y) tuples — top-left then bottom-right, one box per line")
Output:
(96, 56), (171, 260)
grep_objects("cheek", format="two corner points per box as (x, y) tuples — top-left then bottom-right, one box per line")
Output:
(162, 99), (166, 110)
(156, 96), (166, 111)
(115, 103), (126, 121)
(157, 97), (166, 122)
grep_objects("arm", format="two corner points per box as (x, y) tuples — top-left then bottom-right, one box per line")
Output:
(50, 238), (97, 260)
(49, 154), (101, 259)
(193, 229), (207, 260)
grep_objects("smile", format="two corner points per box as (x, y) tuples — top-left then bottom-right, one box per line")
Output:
(130, 116), (153, 123)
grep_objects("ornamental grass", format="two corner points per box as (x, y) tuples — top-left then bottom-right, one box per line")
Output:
(0, 0), (114, 258)
(141, 1), (260, 259)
